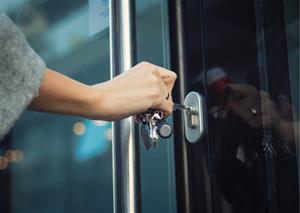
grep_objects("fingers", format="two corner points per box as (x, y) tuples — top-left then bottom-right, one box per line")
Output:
(155, 66), (175, 116)
(156, 95), (174, 117)
(158, 68), (177, 91)
(223, 84), (257, 108)
(139, 61), (177, 91)
(137, 61), (176, 116)
(164, 94), (174, 117)
(153, 74), (174, 116)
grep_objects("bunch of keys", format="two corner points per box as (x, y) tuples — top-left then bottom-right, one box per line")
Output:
(135, 109), (173, 149)
(136, 103), (191, 150)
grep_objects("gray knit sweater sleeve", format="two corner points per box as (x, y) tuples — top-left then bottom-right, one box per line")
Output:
(0, 13), (46, 139)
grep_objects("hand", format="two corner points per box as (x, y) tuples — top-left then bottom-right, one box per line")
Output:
(88, 62), (177, 121)
(211, 84), (279, 129)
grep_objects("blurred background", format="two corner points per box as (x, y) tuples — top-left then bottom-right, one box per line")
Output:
(0, 0), (298, 213)
(0, 0), (176, 212)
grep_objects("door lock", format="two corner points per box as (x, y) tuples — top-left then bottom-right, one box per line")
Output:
(184, 92), (205, 143)
(174, 92), (205, 143)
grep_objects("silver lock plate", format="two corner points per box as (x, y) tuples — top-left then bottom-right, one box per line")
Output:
(184, 92), (205, 143)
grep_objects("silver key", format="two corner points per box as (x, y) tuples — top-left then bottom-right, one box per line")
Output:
(137, 109), (172, 149)
(149, 121), (158, 147)
(149, 110), (163, 147)
(173, 103), (192, 111)
(136, 110), (163, 148)
(141, 123), (151, 150)
(137, 113), (152, 150)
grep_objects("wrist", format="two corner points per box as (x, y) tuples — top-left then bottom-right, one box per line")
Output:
(81, 83), (112, 121)
(77, 84), (101, 119)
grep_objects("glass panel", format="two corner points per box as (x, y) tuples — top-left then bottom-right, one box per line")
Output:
(135, 0), (177, 212)
(283, 0), (300, 173)
(0, 0), (112, 212)
(200, 0), (299, 212)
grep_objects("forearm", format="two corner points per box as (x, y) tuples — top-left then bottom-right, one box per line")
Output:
(28, 62), (177, 121)
(29, 68), (99, 118)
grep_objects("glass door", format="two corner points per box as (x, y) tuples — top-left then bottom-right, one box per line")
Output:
(201, 0), (299, 212)
(0, 0), (113, 212)
(169, 0), (299, 212)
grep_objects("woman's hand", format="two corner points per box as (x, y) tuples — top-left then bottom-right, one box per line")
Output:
(88, 62), (177, 121)
(29, 62), (176, 121)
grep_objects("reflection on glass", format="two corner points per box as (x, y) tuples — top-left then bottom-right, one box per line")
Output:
(196, 0), (299, 212)
(207, 82), (299, 213)
(283, 0), (299, 173)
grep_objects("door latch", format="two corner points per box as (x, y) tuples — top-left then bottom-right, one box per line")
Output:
(174, 92), (205, 143)
(183, 92), (205, 143)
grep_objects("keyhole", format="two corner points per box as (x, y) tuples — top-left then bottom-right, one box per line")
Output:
(186, 108), (198, 129)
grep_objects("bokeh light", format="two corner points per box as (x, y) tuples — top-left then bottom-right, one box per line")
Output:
(0, 156), (9, 170)
(5, 149), (24, 163)
(106, 128), (112, 141)
(73, 122), (86, 136)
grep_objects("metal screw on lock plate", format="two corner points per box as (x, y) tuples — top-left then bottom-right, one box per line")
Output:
(174, 92), (205, 143)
